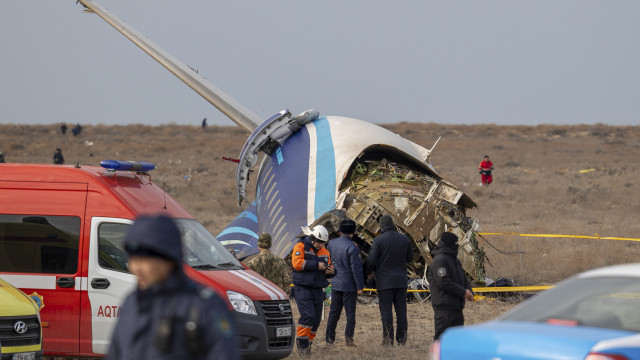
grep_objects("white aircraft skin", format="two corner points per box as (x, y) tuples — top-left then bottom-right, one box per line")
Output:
(74, 0), (481, 277)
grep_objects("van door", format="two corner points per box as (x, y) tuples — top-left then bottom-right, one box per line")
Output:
(83, 217), (136, 354)
(0, 181), (87, 354)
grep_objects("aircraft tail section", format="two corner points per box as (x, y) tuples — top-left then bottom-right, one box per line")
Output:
(217, 202), (259, 259)
(77, 0), (261, 132)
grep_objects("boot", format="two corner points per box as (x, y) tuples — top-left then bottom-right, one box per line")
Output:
(381, 337), (393, 347)
(297, 339), (311, 356)
(346, 337), (357, 347)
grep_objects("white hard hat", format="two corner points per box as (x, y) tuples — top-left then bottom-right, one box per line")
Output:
(301, 225), (329, 243)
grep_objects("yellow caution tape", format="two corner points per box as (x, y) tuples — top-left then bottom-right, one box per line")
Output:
(472, 285), (551, 293)
(479, 232), (640, 242)
(360, 285), (552, 293)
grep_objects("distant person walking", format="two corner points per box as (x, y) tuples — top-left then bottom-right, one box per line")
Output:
(0, 152), (5, 163)
(202, 118), (207, 129)
(60, 124), (67, 135)
(366, 215), (412, 346)
(325, 219), (364, 347)
(427, 232), (474, 340)
(72, 123), (82, 137)
(53, 148), (64, 165)
(291, 225), (335, 355)
(478, 155), (494, 186)
(246, 233), (292, 295)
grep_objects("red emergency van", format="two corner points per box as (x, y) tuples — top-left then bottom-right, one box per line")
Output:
(0, 162), (293, 359)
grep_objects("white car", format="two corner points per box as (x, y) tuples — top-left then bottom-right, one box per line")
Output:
(431, 263), (640, 360)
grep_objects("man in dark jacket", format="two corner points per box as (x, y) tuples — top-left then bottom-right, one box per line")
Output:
(325, 219), (364, 347)
(427, 231), (474, 340)
(366, 215), (412, 346)
(107, 215), (239, 360)
(53, 148), (64, 165)
(291, 225), (335, 355)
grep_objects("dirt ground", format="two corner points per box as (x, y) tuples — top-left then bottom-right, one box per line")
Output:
(284, 296), (519, 359)
(1, 122), (639, 359)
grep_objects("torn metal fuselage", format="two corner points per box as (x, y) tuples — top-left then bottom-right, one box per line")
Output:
(336, 151), (484, 283)
(234, 112), (485, 284)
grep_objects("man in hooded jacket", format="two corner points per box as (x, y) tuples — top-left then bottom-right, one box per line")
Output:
(106, 215), (239, 360)
(427, 231), (474, 340)
(366, 215), (412, 346)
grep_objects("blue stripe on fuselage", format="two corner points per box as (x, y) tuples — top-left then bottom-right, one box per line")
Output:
(217, 226), (258, 239)
(313, 117), (336, 219)
(255, 124), (311, 256)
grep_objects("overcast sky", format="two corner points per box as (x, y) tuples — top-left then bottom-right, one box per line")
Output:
(1, 1), (639, 127)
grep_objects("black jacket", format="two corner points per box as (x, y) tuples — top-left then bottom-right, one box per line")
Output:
(427, 242), (472, 310)
(365, 225), (412, 290)
(107, 270), (239, 360)
(109, 215), (239, 360)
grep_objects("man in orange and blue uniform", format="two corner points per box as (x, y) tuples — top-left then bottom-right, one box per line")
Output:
(291, 225), (335, 355)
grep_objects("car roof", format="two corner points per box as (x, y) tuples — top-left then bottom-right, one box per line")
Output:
(576, 263), (640, 279)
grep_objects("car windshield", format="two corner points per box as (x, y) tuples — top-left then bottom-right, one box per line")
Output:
(502, 276), (640, 332)
(174, 218), (243, 270)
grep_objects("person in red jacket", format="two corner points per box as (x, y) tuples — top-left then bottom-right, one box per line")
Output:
(478, 155), (494, 186)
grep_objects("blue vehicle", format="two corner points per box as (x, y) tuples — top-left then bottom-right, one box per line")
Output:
(430, 263), (640, 360)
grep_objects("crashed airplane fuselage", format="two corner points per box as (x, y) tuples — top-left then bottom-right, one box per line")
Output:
(77, 0), (485, 283)
(221, 110), (484, 282)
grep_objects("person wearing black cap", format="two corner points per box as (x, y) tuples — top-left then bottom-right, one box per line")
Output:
(366, 215), (413, 346)
(325, 219), (364, 347)
(427, 231), (474, 340)
(106, 214), (239, 360)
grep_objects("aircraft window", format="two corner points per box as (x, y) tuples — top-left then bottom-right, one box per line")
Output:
(98, 223), (130, 273)
(0, 214), (80, 274)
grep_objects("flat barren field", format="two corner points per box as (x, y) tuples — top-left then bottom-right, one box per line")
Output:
(2, 122), (638, 358)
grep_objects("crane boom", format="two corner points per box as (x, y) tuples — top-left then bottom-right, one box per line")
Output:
(77, 0), (261, 132)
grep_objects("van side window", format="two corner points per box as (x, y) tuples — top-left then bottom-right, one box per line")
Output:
(98, 223), (130, 273)
(0, 214), (80, 274)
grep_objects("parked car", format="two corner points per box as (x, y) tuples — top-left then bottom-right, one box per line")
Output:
(0, 278), (43, 360)
(430, 263), (640, 360)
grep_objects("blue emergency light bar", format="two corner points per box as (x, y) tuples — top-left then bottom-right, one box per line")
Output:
(100, 160), (155, 172)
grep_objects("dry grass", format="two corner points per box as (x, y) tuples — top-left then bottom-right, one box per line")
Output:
(285, 298), (519, 359)
(2, 122), (639, 358)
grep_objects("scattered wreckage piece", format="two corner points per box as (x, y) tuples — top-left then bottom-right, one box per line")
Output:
(307, 156), (485, 284)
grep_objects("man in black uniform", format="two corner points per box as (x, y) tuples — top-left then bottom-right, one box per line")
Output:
(366, 215), (412, 346)
(427, 232), (474, 340)
(107, 215), (239, 360)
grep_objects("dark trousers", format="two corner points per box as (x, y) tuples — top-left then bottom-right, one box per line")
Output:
(325, 290), (357, 342)
(294, 286), (324, 349)
(377, 288), (408, 345)
(433, 308), (464, 340)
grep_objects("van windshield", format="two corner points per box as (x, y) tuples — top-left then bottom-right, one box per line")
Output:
(174, 218), (243, 270)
